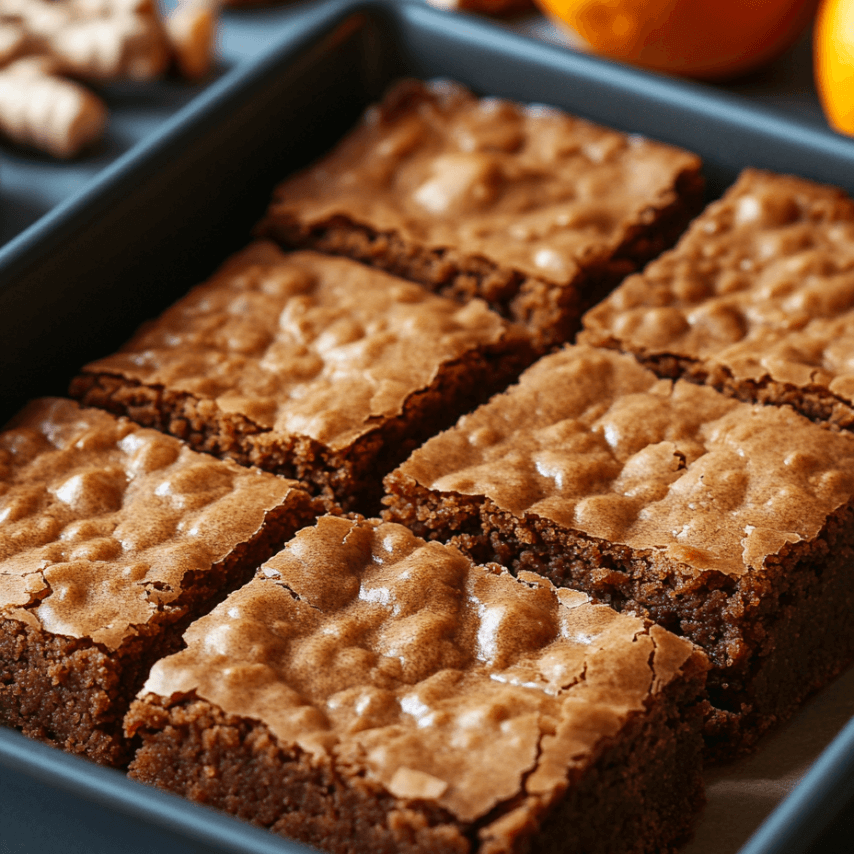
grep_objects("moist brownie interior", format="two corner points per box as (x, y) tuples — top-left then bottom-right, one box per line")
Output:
(581, 168), (854, 430)
(257, 79), (704, 349)
(71, 242), (535, 514)
(0, 398), (319, 765)
(383, 344), (854, 757)
(126, 516), (707, 854)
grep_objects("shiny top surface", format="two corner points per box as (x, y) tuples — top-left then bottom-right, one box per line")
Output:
(84, 242), (519, 450)
(263, 78), (701, 285)
(583, 169), (854, 403)
(391, 345), (854, 576)
(0, 398), (302, 649)
(142, 516), (697, 826)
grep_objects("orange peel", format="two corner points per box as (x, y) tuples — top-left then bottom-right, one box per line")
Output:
(535, 0), (819, 81)
(815, 0), (854, 134)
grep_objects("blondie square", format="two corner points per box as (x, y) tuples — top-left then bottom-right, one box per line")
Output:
(71, 242), (534, 512)
(257, 79), (703, 348)
(582, 169), (854, 429)
(383, 345), (854, 756)
(126, 516), (706, 854)
(0, 398), (318, 766)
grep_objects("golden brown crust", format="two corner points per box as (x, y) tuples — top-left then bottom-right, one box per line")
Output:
(387, 345), (854, 579)
(0, 398), (319, 763)
(382, 345), (854, 754)
(73, 243), (534, 510)
(582, 169), (854, 424)
(135, 518), (700, 820)
(0, 397), (308, 647)
(79, 243), (525, 452)
(257, 79), (703, 346)
(129, 517), (706, 852)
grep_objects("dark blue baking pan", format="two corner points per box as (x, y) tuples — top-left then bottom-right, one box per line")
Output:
(3, 1), (854, 852)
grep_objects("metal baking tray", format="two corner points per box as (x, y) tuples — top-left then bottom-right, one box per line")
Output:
(2, 1), (854, 852)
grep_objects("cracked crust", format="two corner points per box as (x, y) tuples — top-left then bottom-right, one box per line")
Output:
(256, 78), (704, 349)
(629, 353), (854, 431)
(127, 517), (706, 853)
(0, 398), (319, 765)
(71, 243), (535, 513)
(382, 344), (854, 756)
(581, 169), (854, 427)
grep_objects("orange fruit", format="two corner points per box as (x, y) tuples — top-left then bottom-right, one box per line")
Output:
(535, 0), (819, 81)
(815, 0), (854, 133)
